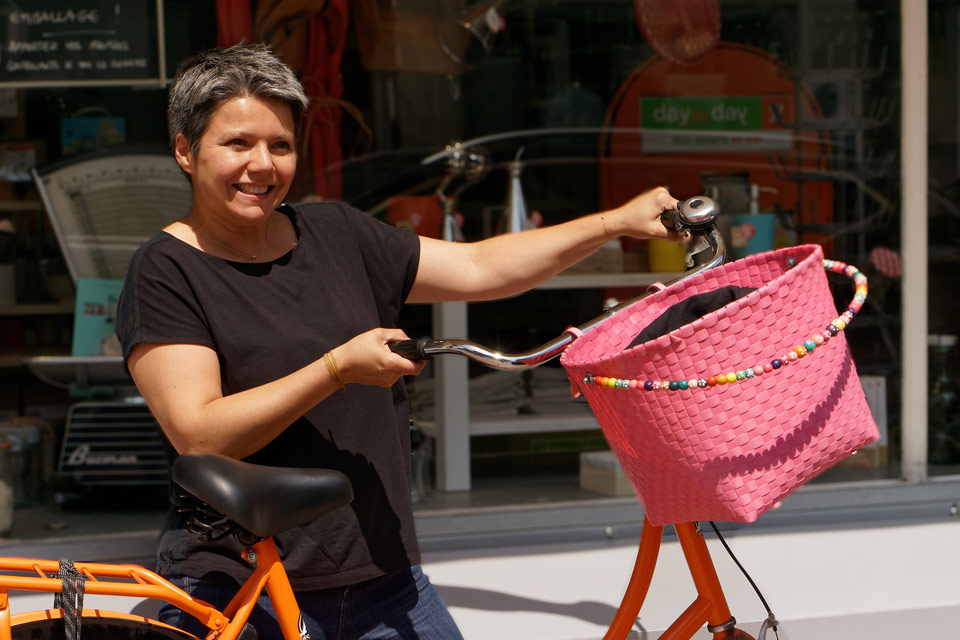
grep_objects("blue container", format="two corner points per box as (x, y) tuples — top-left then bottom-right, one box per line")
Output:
(731, 213), (776, 258)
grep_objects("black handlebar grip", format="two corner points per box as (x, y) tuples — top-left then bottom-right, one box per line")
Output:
(389, 337), (432, 360)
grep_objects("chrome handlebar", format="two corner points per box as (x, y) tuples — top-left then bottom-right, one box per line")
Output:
(390, 196), (725, 370)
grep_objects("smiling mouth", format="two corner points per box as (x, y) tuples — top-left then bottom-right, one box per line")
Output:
(235, 184), (273, 196)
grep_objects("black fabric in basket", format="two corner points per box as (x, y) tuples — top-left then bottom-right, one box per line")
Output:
(625, 285), (756, 349)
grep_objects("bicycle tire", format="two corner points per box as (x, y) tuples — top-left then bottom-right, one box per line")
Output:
(12, 614), (199, 640)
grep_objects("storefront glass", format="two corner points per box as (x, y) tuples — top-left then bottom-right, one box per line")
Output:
(928, 0), (960, 476)
(3, 1), (951, 503)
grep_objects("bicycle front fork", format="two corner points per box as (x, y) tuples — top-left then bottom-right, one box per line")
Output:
(604, 518), (754, 640)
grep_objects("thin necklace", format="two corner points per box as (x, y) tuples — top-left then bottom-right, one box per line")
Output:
(196, 223), (269, 261)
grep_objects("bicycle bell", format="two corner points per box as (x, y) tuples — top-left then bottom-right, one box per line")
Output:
(662, 195), (719, 232)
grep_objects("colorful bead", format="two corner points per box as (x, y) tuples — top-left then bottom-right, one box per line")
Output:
(587, 258), (865, 394)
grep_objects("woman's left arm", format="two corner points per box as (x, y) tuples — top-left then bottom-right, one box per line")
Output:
(407, 186), (683, 304)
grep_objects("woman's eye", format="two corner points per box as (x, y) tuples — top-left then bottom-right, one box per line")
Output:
(227, 138), (248, 147)
(272, 141), (292, 151)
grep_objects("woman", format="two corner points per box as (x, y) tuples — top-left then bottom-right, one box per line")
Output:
(117, 44), (684, 640)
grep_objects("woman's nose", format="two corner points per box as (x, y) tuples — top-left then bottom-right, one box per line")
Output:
(247, 141), (273, 172)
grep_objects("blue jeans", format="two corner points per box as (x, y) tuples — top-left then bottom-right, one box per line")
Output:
(158, 565), (463, 640)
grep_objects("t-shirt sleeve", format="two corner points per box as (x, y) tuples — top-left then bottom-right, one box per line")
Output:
(116, 235), (216, 362)
(317, 203), (420, 325)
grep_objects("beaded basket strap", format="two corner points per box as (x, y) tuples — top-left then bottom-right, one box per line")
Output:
(582, 259), (867, 393)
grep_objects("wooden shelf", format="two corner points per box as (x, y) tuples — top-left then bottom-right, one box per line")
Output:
(539, 271), (683, 290)
(0, 301), (74, 316)
(0, 347), (71, 369)
(417, 413), (599, 439)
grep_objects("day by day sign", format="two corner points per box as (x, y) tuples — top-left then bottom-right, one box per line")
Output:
(640, 96), (794, 153)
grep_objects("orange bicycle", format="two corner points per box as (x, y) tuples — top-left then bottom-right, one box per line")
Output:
(0, 453), (353, 640)
(0, 455), (770, 640)
(1, 196), (776, 639)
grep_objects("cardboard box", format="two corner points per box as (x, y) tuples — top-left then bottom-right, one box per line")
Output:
(579, 450), (635, 496)
(838, 375), (889, 469)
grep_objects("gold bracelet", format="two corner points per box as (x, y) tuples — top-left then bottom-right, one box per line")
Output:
(323, 351), (347, 393)
(600, 214), (611, 239)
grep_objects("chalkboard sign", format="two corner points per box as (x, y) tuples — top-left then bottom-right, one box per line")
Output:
(0, 1), (161, 86)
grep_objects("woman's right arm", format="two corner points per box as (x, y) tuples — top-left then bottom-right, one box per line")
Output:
(127, 327), (424, 459)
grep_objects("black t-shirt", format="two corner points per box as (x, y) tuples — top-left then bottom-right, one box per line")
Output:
(116, 201), (422, 590)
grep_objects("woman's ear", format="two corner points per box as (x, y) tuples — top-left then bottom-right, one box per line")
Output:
(173, 133), (194, 175)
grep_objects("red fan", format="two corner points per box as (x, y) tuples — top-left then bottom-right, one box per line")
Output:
(634, 0), (721, 65)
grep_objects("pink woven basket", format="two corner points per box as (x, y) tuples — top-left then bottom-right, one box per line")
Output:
(560, 244), (879, 525)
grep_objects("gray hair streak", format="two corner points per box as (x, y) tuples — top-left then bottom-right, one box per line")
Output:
(167, 43), (308, 156)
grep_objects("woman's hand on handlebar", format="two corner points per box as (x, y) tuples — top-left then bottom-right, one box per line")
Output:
(603, 186), (687, 242)
(331, 328), (426, 388)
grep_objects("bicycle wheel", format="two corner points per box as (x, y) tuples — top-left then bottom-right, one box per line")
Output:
(11, 611), (199, 640)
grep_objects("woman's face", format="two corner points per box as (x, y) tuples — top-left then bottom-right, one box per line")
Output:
(175, 95), (297, 225)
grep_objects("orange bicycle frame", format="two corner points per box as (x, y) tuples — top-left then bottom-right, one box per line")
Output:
(605, 517), (747, 640)
(0, 536), (305, 640)
(0, 518), (750, 639)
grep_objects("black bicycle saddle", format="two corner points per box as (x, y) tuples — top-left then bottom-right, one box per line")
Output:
(172, 453), (354, 539)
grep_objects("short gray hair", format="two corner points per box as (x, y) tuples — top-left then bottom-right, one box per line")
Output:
(167, 43), (308, 156)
